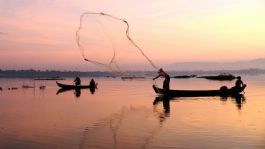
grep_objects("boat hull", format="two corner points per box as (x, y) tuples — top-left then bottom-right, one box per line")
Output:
(56, 82), (91, 89)
(152, 85), (245, 97)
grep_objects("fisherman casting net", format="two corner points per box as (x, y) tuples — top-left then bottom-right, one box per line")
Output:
(76, 12), (159, 73)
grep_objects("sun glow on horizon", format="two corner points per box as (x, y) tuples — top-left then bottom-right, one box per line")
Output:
(0, 0), (264, 70)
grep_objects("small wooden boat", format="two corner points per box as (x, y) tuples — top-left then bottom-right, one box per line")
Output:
(197, 74), (236, 81)
(56, 81), (91, 89)
(121, 76), (146, 80)
(22, 85), (35, 88)
(172, 75), (197, 79)
(152, 85), (246, 97)
(35, 76), (65, 80)
(39, 86), (46, 90)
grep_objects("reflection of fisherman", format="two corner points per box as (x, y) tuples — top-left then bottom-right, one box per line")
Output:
(74, 89), (81, 98)
(153, 68), (170, 94)
(74, 77), (81, 86)
(153, 96), (170, 124)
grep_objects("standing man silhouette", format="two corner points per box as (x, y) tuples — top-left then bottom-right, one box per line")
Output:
(153, 68), (170, 94)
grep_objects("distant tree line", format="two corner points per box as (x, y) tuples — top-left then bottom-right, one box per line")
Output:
(0, 69), (113, 78)
(0, 68), (264, 78)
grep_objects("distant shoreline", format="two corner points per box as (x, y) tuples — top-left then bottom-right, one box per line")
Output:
(0, 69), (264, 78)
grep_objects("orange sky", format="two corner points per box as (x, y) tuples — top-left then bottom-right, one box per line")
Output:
(0, 0), (265, 71)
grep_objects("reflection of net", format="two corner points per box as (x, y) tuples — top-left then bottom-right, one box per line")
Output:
(76, 12), (159, 72)
(78, 106), (161, 149)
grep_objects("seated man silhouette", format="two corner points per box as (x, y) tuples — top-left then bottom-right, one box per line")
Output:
(74, 77), (81, 86)
(233, 76), (246, 92)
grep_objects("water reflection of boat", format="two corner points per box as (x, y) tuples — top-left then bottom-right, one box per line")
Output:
(56, 87), (96, 95)
(153, 96), (170, 124)
(56, 88), (76, 94)
(56, 88), (82, 97)
(224, 94), (246, 110)
(153, 94), (246, 110)
(234, 94), (246, 110)
(153, 85), (245, 97)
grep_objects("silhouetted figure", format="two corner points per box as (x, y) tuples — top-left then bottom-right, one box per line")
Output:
(89, 78), (97, 94)
(0, 87), (2, 91)
(74, 77), (81, 86)
(234, 76), (246, 92)
(89, 78), (96, 88)
(235, 76), (243, 88)
(153, 68), (170, 94)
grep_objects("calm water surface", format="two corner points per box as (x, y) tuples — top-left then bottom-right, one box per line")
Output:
(0, 75), (264, 149)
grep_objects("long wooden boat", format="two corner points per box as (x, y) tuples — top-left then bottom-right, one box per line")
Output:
(56, 81), (91, 89)
(152, 85), (246, 97)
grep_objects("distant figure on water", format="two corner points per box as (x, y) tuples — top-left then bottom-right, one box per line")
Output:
(233, 76), (246, 92)
(74, 77), (81, 86)
(153, 68), (170, 94)
(89, 78), (96, 88)
(89, 78), (97, 94)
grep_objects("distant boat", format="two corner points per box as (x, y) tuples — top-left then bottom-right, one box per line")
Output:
(152, 85), (246, 97)
(39, 86), (46, 90)
(35, 76), (65, 80)
(56, 82), (91, 89)
(56, 81), (97, 95)
(121, 76), (146, 80)
(8, 87), (18, 90)
(22, 85), (35, 88)
(197, 74), (236, 81)
(172, 75), (197, 79)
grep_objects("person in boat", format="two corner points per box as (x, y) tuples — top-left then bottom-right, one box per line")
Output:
(234, 76), (246, 92)
(89, 78), (96, 88)
(153, 68), (170, 94)
(74, 77), (81, 86)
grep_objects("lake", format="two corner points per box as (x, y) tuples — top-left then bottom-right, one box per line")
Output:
(0, 75), (264, 149)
